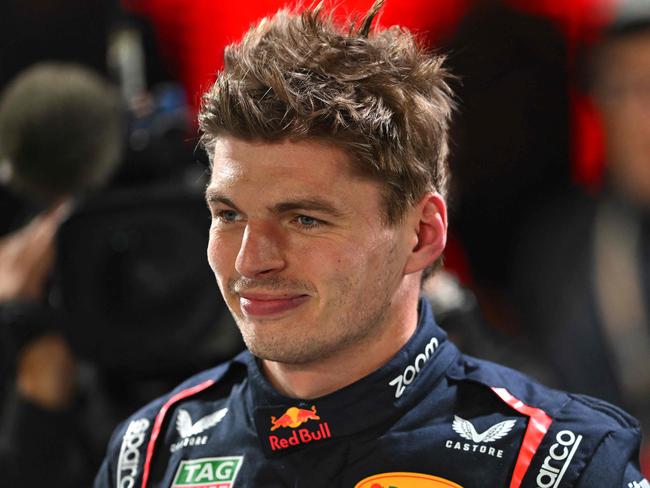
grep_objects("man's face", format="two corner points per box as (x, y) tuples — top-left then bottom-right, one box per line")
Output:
(206, 136), (414, 365)
(595, 31), (650, 207)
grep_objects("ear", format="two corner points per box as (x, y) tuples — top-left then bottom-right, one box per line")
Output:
(403, 192), (447, 275)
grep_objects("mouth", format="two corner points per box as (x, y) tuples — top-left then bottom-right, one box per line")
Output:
(238, 292), (310, 318)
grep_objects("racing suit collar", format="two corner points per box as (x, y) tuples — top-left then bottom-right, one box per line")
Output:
(238, 298), (460, 456)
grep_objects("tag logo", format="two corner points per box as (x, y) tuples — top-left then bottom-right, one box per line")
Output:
(536, 430), (582, 488)
(444, 416), (516, 458)
(267, 405), (331, 451)
(355, 472), (463, 488)
(389, 336), (439, 398)
(117, 418), (150, 488)
(170, 407), (228, 453)
(172, 456), (243, 488)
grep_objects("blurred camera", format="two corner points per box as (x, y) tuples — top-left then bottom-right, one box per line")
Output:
(53, 185), (242, 375)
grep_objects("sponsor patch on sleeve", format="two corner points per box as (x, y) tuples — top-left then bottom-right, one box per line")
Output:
(535, 430), (582, 488)
(117, 418), (151, 488)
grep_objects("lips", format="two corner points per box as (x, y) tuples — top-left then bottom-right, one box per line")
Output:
(238, 293), (310, 317)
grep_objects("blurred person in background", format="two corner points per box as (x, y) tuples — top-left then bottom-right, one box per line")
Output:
(0, 16), (245, 486)
(0, 63), (123, 486)
(0, 2), (248, 486)
(513, 0), (650, 475)
(0, 56), (242, 486)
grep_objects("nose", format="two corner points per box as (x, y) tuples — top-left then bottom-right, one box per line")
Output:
(235, 221), (286, 278)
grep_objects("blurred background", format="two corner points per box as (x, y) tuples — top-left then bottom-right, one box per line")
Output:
(0, 0), (648, 485)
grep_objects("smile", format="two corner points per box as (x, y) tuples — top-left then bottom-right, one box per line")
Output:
(239, 293), (310, 317)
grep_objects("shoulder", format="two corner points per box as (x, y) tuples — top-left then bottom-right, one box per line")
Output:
(94, 353), (250, 487)
(447, 354), (644, 487)
(126, 358), (240, 426)
(451, 353), (638, 428)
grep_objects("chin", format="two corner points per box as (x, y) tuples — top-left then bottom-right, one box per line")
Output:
(246, 340), (312, 364)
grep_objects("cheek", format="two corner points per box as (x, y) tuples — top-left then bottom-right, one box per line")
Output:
(314, 238), (381, 279)
(286, 239), (356, 291)
(207, 230), (238, 277)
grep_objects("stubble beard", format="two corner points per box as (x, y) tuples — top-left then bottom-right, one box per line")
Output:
(230, 246), (401, 366)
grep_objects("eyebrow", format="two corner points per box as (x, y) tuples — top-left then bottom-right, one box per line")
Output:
(272, 198), (346, 218)
(205, 186), (220, 203)
(205, 188), (346, 218)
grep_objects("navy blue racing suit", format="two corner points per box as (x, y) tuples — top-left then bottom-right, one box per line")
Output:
(95, 299), (648, 487)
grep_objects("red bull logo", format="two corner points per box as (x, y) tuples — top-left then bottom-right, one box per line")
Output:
(270, 405), (320, 430)
(267, 405), (332, 451)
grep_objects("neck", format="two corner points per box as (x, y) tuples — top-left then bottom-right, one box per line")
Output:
(261, 277), (421, 399)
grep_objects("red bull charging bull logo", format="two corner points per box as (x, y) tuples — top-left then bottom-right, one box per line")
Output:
(268, 405), (331, 451)
(270, 405), (320, 430)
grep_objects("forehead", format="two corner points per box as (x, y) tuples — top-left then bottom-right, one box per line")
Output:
(211, 135), (351, 171)
(207, 136), (375, 201)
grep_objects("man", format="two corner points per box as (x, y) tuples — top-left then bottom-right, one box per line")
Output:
(96, 2), (648, 486)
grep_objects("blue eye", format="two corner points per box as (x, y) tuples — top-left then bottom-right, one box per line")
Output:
(216, 210), (240, 222)
(295, 215), (322, 228)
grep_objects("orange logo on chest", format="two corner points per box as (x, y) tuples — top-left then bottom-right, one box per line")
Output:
(355, 472), (463, 488)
